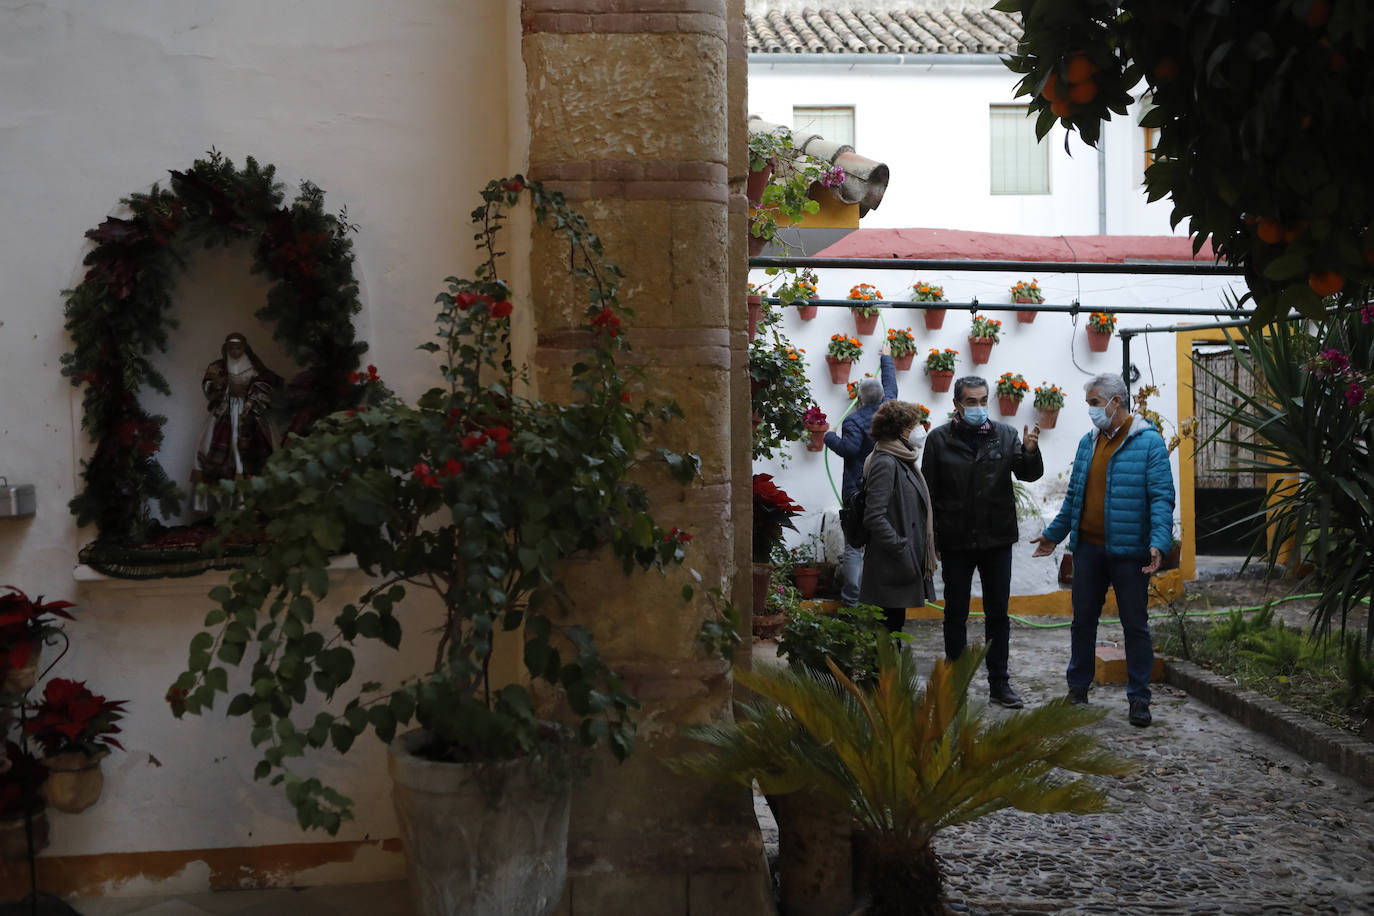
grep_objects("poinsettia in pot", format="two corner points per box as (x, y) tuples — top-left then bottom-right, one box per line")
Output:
(995, 372), (1029, 417)
(801, 404), (829, 452)
(847, 283), (883, 336)
(24, 678), (126, 814)
(968, 314), (1003, 365)
(825, 334), (863, 385)
(886, 326), (918, 371)
(1033, 382), (1066, 429)
(1087, 311), (1117, 352)
(752, 475), (804, 626)
(924, 347), (958, 393)
(910, 280), (947, 330)
(1011, 278), (1044, 323)
(167, 178), (700, 916)
(0, 587), (75, 697)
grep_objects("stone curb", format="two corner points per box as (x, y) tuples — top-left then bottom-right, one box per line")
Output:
(1163, 658), (1374, 789)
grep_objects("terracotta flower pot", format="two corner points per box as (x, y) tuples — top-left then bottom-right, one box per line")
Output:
(997, 395), (1022, 417)
(892, 352), (915, 371)
(928, 369), (954, 393)
(1014, 295), (1039, 323)
(745, 160), (774, 206)
(968, 336), (995, 365)
(1088, 328), (1112, 352)
(804, 423), (828, 452)
(1036, 406), (1060, 429)
(796, 303), (818, 320)
(752, 612), (787, 640)
(851, 310), (879, 336)
(792, 566), (820, 599)
(747, 294), (763, 342)
(825, 357), (854, 385)
(43, 748), (109, 814)
(923, 308), (946, 330)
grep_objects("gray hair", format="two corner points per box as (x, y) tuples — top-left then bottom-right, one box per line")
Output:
(953, 375), (988, 401)
(1084, 373), (1128, 402)
(857, 377), (884, 406)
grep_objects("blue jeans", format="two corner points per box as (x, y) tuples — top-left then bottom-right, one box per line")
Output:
(1068, 540), (1154, 704)
(940, 546), (1013, 685)
(840, 541), (864, 607)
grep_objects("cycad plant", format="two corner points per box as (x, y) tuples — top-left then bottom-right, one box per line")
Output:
(675, 643), (1134, 915)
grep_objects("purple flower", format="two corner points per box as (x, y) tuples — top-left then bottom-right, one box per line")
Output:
(1346, 382), (1364, 407)
(820, 166), (847, 188)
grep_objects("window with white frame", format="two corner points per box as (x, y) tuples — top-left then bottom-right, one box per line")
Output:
(792, 106), (855, 148)
(989, 105), (1050, 195)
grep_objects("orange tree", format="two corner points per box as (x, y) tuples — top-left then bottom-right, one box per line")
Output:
(999, 0), (1373, 322)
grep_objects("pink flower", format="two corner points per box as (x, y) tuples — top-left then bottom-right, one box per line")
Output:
(1345, 382), (1364, 407)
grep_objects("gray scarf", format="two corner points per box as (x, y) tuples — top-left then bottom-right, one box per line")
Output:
(870, 439), (939, 577)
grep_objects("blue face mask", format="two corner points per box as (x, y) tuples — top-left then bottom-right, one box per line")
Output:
(1088, 400), (1116, 431)
(962, 406), (988, 426)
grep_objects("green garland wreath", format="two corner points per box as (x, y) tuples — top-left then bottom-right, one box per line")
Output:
(61, 150), (367, 554)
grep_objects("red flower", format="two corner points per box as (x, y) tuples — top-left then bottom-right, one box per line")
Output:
(348, 371), (361, 384)
(590, 307), (623, 338)
(455, 292), (481, 310)
(367, 364), (379, 381)
(621, 392), (631, 404)
(441, 458), (463, 477)
(496, 441), (513, 457)
(490, 300), (513, 319)
(445, 407), (463, 427)
(346, 409), (357, 418)
(504, 180), (523, 192)
(485, 426), (510, 442)
(413, 462), (431, 477)
(462, 433), (487, 451)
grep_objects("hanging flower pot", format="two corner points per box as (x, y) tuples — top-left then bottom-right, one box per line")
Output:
(892, 352), (914, 371)
(923, 308), (946, 330)
(997, 395), (1022, 417)
(796, 303), (818, 320)
(968, 336), (996, 365)
(825, 357), (854, 385)
(42, 748), (110, 814)
(747, 294), (763, 343)
(1087, 328), (1112, 352)
(851, 309), (879, 336)
(1016, 308), (1038, 323)
(928, 369), (954, 393)
(1011, 281), (1043, 323)
(1086, 312), (1117, 352)
(1036, 406), (1060, 429)
(745, 160), (774, 206)
(804, 422), (829, 452)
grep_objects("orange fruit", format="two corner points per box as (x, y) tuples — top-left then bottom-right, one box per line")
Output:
(1069, 81), (1098, 104)
(1308, 271), (1344, 296)
(1050, 99), (1074, 119)
(1255, 219), (1284, 244)
(1065, 55), (1099, 84)
(1041, 72), (1062, 102)
(1153, 57), (1179, 82)
(1283, 220), (1309, 242)
(1306, 0), (1331, 28)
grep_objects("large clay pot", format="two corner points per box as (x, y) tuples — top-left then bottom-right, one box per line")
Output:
(851, 310), (879, 336)
(747, 294), (763, 342)
(892, 352), (914, 372)
(804, 423), (828, 452)
(795, 303), (818, 320)
(792, 566), (820, 599)
(1087, 328), (1112, 352)
(389, 730), (571, 916)
(923, 308), (946, 330)
(927, 369), (953, 393)
(767, 792), (857, 916)
(825, 357), (853, 385)
(43, 748), (109, 814)
(1036, 406), (1060, 429)
(968, 336), (996, 366)
(997, 395), (1022, 417)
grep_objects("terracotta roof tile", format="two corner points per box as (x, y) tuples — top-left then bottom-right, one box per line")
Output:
(747, 6), (1022, 55)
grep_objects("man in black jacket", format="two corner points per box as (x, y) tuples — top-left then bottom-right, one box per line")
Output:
(922, 375), (1042, 707)
(823, 343), (896, 606)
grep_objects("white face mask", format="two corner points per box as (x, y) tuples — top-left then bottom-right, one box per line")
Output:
(908, 425), (928, 450)
(1088, 399), (1118, 432)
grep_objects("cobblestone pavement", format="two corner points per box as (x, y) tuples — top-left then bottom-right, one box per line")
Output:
(753, 615), (1374, 915)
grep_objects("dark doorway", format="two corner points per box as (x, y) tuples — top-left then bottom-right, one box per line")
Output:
(1191, 344), (1268, 556)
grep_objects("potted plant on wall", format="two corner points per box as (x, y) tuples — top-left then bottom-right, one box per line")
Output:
(752, 329), (813, 463)
(1033, 382), (1065, 429)
(747, 125), (844, 257)
(924, 347), (958, 393)
(784, 534), (825, 600)
(886, 326), (918, 371)
(1087, 311), (1117, 352)
(847, 283), (883, 335)
(968, 314), (1003, 365)
(1011, 278), (1044, 323)
(0, 589), (75, 697)
(788, 271), (820, 320)
(825, 334), (863, 385)
(167, 178), (700, 916)
(910, 280), (948, 330)
(914, 402), (932, 431)
(24, 679), (126, 814)
(995, 372), (1029, 417)
(801, 404), (828, 452)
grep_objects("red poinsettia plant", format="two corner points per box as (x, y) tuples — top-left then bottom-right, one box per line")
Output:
(0, 587), (75, 673)
(753, 474), (804, 563)
(24, 678), (127, 757)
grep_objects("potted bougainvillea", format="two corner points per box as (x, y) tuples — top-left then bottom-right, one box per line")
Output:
(847, 283), (883, 335)
(911, 280), (948, 330)
(886, 327), (918, 371)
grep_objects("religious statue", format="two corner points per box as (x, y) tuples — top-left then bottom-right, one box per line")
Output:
(191, 332), (282, 511)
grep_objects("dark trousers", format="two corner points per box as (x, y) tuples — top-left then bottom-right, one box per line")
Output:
(941, 545), (1013, 685)
(880, 607), (906, 634)
(1067, 539), (1154, 704)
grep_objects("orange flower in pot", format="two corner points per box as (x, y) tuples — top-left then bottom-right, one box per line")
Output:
(995, 372), (1029, 417)
(847, 284), (883, 335)
(911, 280), (947, 330)
(886, 327), (918, 370)
(968, 314), (1002, 365)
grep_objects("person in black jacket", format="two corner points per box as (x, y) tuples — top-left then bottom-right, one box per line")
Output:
(921, 375), (1043, 707)
(823, 343), (897, 606)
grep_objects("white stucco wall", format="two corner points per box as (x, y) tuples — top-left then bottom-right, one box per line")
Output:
(751, 266), (1247, 600)
(0, 0), (524, 875)
(748, 57), (1177, 237)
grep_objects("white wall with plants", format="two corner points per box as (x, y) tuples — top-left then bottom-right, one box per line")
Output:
(749, 264), (1247, 599)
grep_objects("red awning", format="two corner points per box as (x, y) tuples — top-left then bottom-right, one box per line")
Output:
(814, 228), (1218, 264)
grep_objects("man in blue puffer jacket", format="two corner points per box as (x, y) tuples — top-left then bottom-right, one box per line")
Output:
(1030, 373), (1175, 727)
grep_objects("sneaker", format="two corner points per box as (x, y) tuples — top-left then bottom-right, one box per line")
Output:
(1067, 686), (1089, 705)
(989, 683), (1024, 709)
(1128, 700), (1152, 727)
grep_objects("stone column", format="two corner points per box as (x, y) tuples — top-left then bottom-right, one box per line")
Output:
(521, 2), (769, 914)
